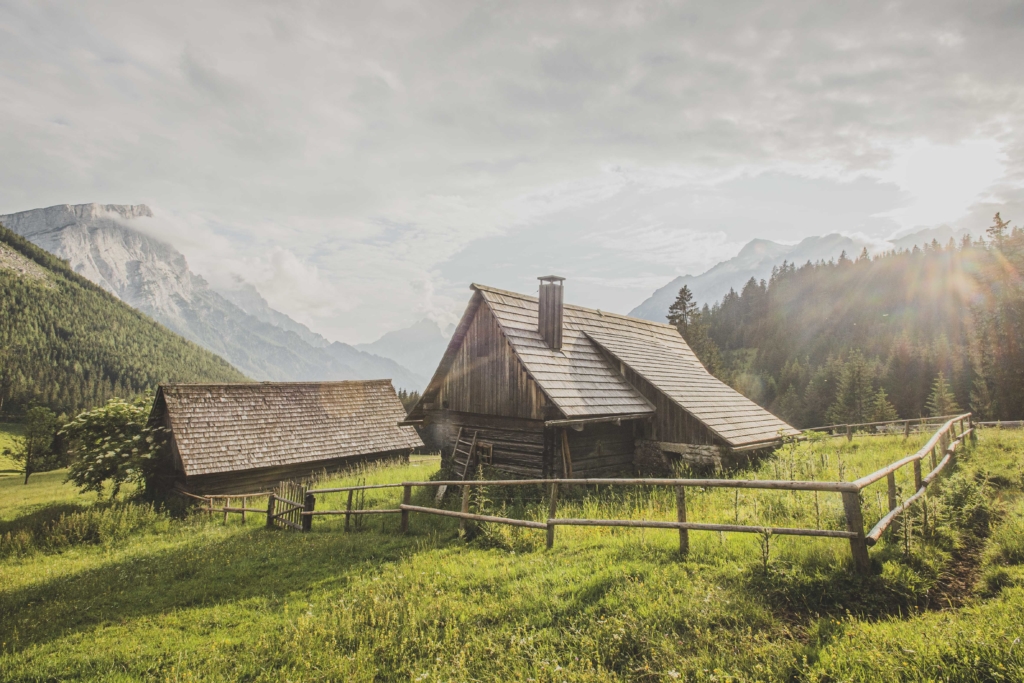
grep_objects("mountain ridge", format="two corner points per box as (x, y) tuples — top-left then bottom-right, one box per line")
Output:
(629, 226), (970, 323)
(0, 204), (427, 390)
(0, 222), (247, 415)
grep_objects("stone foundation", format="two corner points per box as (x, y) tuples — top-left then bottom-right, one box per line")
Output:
(633, 439), (674, 476)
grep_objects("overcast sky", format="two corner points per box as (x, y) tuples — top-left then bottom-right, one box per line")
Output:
(2, 1), (1023, 342)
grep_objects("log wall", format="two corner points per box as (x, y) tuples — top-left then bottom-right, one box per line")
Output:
(427, 411), (546, 477)
(562, 422), (636, 478)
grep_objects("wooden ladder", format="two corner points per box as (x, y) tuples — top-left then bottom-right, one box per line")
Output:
(435, 427), (479, 502)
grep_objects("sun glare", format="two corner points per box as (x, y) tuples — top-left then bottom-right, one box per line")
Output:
(877, 139), (1006, 233)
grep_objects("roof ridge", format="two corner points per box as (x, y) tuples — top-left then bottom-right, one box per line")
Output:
(160, 379), (393, 389)
(470, 283), (676, 329)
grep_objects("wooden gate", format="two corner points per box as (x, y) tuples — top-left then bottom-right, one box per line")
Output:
(266, 481), (307, 531)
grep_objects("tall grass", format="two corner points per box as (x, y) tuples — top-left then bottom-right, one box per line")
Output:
(0, 431), (1021, 681)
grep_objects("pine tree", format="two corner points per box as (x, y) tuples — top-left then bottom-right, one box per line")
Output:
(987, 212), (1011, 248)
(926, 372), (960, 417)
(869, 388), (899, 422)
(667, 286), (697, 335)
(825, 353), (875, 424)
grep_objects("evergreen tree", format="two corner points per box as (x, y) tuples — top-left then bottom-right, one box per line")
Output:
(667, 285), (697, 335)
(987, 212), (1011, 248)
(825, 353), (875, 424)
(667, 286), (721, 374)
(869, 388), (899, 422)
(926, 372), (960, 417)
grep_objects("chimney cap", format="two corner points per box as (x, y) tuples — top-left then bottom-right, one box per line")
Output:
(538, 275), (565, 282)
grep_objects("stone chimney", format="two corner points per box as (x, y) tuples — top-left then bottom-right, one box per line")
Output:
(537, 275), (565, 350)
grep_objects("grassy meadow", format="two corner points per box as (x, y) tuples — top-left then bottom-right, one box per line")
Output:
(1, 430), (1023, 681)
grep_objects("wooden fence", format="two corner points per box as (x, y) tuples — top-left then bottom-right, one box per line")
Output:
(804, 413), (968, 441)
(179, 413), (976, 574)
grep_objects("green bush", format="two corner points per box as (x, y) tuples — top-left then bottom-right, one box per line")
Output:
(0, 502), (164, 558)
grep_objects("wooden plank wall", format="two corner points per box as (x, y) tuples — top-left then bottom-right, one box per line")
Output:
(437, 304), (549, 420)
(563, 422), (636, 477)
(180, 449), (412, 494)
(620, 364), (720, 446)
(432, 411), (546, 477)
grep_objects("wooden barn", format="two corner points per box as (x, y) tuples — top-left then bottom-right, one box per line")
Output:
(404, 277), (799, 479)
(149, 380), (423, 494)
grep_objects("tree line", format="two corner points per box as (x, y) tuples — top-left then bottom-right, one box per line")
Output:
(668, 214), (1024, 428)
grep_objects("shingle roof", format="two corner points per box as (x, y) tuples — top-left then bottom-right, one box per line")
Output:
(155, 381), (422, 476)
(471, 284), (798, 448)
(584, 331), (800, 447)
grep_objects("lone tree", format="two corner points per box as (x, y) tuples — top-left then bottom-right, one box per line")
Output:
(667, 285), (697, 335)
(667, 286), (721, 375)
(926, 372), (960, 417)
(7, 406), (59, 484)
(987, 212), (1012, 248)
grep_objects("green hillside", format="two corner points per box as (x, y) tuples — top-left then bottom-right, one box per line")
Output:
(684, 217), (1024, 427)
(0, 223), (248, 417)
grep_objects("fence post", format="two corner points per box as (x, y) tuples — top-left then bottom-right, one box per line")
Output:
(846, 424), (853, 442)
(400, 485), (411, 533)
(460, 484), (471, 533)
(970, 414), (977, 445)
(913, 459), (923, 492)
(886, 472), (900, 538)
(223, 497), (229, 524)
(546, 482), (559, 549)
(302, 493), (315, 532)
(345, 489), (354, 532)
(241, 495), (247, 524)
(842, 491), (870, 573)
(930, 445), (937, 470)
(903, 419), (911, 440)
(266, 494), (276, 529)
(675, 485), (689, 557)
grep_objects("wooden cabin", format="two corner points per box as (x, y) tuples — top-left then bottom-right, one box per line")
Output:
(404, 277), (799, 478)
(149, 380), (423, 494)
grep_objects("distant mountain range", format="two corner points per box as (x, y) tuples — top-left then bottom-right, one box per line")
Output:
(628, 226), (969, 323)
(355, 318), (453, 382)
(0, 204), (427, 390)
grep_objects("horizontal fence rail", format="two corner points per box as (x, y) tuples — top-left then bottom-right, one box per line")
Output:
(177, 413), (976, 574)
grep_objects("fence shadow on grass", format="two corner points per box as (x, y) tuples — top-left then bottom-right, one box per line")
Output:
(0, 515), (459, 650)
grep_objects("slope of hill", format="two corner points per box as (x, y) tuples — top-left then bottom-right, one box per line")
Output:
(629, 227), (970, 323)
(696, 227), (1024, 427)
(0, 223), (248, 416)
(0, 204), (425, 390)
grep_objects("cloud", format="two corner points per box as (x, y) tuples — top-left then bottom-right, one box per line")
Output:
(3, 1), (1024, 340)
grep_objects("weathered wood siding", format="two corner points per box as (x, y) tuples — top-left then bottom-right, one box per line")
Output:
(179, 449), (413, 495)
(562, 422), (636, 477)
(427, 411), (546, 477)
(437, 303), (549, 420)
(619, 363), (721, 446)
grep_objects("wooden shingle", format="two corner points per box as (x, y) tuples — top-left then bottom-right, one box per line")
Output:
(154, 380), (423, 477)
(471, 284), (798, 448)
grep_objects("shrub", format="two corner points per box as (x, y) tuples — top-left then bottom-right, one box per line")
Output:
(61, 395), (167, 498)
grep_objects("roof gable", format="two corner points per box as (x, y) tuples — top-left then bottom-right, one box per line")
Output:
(412, 283), (798, 448)
(156, 380), (422, 476)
